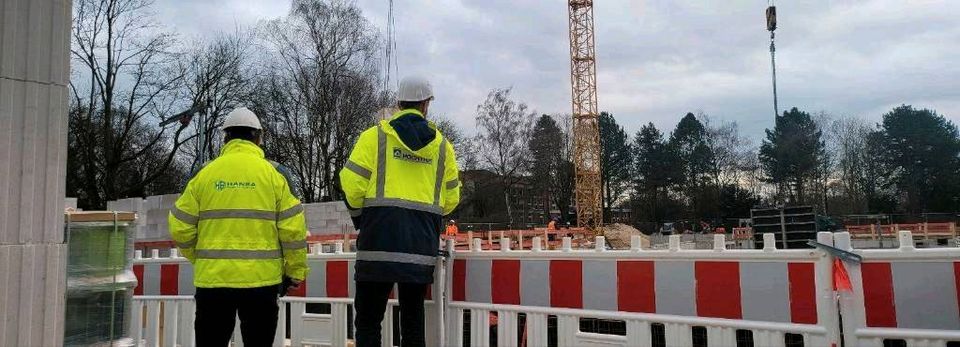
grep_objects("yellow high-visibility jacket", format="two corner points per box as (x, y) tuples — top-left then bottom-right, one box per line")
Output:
(169, 139), (309, 288)
(340, 109), (460, 283)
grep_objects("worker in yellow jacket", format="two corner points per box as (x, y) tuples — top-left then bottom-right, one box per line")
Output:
(340, 76), (460, 347)
(169, 107), (309, 347)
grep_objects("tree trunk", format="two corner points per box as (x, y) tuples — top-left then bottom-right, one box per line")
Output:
(503, 185), (514, 228)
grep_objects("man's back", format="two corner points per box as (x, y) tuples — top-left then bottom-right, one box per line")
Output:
(170, 139), (309, 288)
(341, 109), (460, 284)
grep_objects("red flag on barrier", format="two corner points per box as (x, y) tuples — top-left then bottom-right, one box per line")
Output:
(833, 259), (853, 292)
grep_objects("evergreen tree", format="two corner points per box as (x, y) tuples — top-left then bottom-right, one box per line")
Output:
(529, 115), (564, 217)
(668, 113), (713, 219)
(877, 105), (960, 212)
(631, 123), (681, 223)
(758, 107), (826, 204)
(599, 112), (632, 219)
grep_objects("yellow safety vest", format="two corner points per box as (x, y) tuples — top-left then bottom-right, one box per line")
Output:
(340, 109), (460, 283)
(169, 139), (309, 288)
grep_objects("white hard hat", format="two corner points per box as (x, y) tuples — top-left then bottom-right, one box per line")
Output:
(397, 76), (433, 102)
(222, 107), (262, 130)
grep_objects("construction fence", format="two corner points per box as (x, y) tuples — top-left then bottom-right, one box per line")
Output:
(130, 231), (959, 347)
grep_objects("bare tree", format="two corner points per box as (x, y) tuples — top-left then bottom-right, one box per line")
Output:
(828, 115), (875, 214)
(253, 0), (387, 202)
(434, 115), (482, 170)
(702, 116), (753, 188)
(474, 88), (535, 226)
(178, 31), (255, 169)
(68, 0), (191, 208)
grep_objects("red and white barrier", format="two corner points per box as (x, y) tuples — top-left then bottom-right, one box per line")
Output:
(133, 244), (432, 300)
(835, 231), (960, 347)
(444, 234), (839, 347)
(131, 243), (442, 347)
(131, 232), (960, 347)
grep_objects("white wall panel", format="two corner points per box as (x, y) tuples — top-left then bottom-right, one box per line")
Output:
(0, 0), (72, 345)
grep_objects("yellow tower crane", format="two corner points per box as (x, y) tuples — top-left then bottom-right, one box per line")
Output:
(568, 0), (604, 234)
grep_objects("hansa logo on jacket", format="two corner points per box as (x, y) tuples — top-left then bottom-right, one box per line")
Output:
(214, 180), (257, 192)
(392, 147), (432, 164)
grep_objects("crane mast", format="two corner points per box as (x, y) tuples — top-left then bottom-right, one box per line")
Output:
(568, 0), (603, 233)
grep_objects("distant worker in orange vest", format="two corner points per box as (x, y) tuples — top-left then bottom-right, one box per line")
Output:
(445, 220), (459, 236)
(547, 219), (557, 230)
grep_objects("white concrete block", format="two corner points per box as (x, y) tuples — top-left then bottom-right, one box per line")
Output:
(158, 194), (180, 207)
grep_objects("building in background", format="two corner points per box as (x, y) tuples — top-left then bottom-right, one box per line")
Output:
(453, 169), (557, 228)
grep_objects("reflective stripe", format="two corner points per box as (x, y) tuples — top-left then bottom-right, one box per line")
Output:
(171, 207), (199, 225)
(175, 238), (198, 249)
(277, 204), (303, 221)
(446, 179), (460, 190)
(376, 124), (387, 199)
(280, 240), (308, 250)
(364, 197), (443, 215)
(268, 160), (281, 168)
(433, 137), (447, 206)
(349, 209), (362, 217)
(371, 124), (445, 214)
(195, 249), (282, 259)
(199, 209), (276, 221)
(344, 160), (372, 180)
(356, 250), (436, 266)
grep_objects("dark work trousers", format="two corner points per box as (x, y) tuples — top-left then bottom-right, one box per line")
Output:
(354, 281), (428, 347)
(194, 285), (280, 347)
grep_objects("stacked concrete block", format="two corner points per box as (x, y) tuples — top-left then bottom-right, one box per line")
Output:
(64, 197), (78, 211)
(0, 0), (72, 344)
(105, 194), (180, 242)
(304, 201), (355, 235)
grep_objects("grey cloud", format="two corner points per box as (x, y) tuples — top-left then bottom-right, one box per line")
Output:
(155, 0), (960, 139)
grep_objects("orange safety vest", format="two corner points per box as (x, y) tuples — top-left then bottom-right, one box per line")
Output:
(547, 221), (557, 230)
(445, 224), (459, 236)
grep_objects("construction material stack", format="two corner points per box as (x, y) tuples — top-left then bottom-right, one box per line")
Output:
(63, 212), (138, 346)
(304, 201), (356, 235)
(751, 206), (817, 249)
(107, 194), (179, 241)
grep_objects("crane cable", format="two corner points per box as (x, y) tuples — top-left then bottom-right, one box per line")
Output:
(384, 0), (399, 92)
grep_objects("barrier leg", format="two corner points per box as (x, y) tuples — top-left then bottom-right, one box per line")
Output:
(753, 330), (784, 347)
(184, 301), (196, 347)
(706, 326), (735, 347)
(625, 320), (650, 347)
(446, 308), (465, 347)
(469, 309), (490, 347)
(131, 300), (144, 347)
(331, 303), (348, 347)
(146, 301), (161, 347)
(496, 311), (517, 347)
(162, 302), (179, 347)
(556, 315), (578, 347)
(273, 302), (286, 347)
(289, 302), (304, 347)
(525, 313), (548, 347)
(664, 323), (690, 347)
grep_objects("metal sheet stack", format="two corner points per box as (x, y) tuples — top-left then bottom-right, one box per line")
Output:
(303, 201), (355, 235)
(63, 212), (137, 346)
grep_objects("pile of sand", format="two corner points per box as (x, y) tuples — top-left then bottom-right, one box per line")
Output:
(603, 223), (650, 250)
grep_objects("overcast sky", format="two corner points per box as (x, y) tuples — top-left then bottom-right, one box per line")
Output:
(157, 0), (960, 140)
